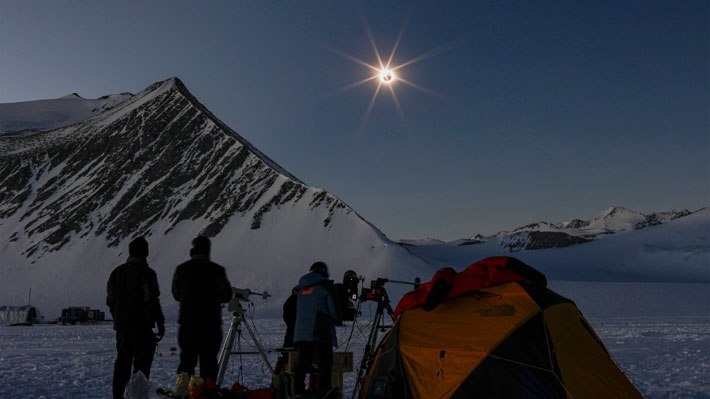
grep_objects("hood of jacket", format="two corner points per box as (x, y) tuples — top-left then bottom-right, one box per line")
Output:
(298, 272), (331, 289)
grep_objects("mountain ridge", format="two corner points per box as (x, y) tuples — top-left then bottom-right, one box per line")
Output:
(399, 206), (697, 252)
(1, 78), (332, 254)
(443, 206), (696, 252)
(1, 78), (426, 318)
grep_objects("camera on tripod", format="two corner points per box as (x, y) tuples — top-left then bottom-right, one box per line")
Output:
(227, 287), (270, 313)
(349, 274), (420, 396)
(334, 271), (421, 322)
(360, 278), (389, 303)
(335, 270), (360, 322)
(218, 286), (273, 386)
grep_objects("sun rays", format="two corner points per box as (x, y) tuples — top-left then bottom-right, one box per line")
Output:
(318, 10), (454, 142)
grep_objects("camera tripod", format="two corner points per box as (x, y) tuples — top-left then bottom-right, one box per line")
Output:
(216, 290), (274, 387)
(351, 287), (395, 399)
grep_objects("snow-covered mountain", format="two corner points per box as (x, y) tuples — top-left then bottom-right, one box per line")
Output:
(407, 207), (709, 283)
(450, 206), (694, 252)
(1, 78), (706, 321)
(0, 92), (132, 134)
(0, 78), (427, 319)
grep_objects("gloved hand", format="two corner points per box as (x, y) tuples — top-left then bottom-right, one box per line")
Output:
(155, 322), (165, 342)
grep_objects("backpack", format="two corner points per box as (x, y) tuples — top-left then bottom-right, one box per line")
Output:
(272, 370), (295, 399)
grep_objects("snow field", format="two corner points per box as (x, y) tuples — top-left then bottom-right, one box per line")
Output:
(1, 282), (708, 398)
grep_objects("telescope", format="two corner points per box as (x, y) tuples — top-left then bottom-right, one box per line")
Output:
(227, 287), (270, 313)
(360, 277), (421, 303)
(350, 275), (420, 398)
(217, 286), (272, 386)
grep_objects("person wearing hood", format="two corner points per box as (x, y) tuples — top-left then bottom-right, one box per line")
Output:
(106, 236), (165, 399)
(171, 235), (232, 394)
(292, 261), (343, 398)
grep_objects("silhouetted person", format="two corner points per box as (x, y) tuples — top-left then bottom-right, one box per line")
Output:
(107, 236), (165, 399)
(293, 262), (342, 398)
(272, 285), (300, 376)
(172, 236), (232, 393)
(282, 285), (300, 349)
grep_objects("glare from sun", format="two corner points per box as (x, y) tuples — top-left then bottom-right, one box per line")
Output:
(379, 68), (395, 84)
(320, 10), (455, 140)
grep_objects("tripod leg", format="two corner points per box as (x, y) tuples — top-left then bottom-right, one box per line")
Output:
(216, 315), (240, 386)
(243, 320), (274, 376)
(352, 310), (383, 399)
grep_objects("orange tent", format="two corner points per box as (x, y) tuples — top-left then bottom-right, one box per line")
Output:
(360, 257), (642, 399)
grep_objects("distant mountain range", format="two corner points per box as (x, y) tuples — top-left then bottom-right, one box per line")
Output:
(399, 206), (696, 251)
(473, 206), (693, 252)
(1, 78), (706, 319)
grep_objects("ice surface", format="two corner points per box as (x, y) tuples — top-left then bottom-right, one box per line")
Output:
(0, 282), (707, 398)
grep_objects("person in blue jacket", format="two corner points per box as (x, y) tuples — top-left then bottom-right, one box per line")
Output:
(293, 261), (342, 398)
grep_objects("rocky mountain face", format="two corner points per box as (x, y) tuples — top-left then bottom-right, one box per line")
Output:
(463, 206), (694, 252)
(1, 78), (352, 257)
(0, 78), (423, 317)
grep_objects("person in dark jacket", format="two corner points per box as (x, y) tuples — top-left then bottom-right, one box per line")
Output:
(172, 235), (232, 390)
(106, 236), (165, 399)
(293, 261), (342, 398)
(273, 284), (300, 375)
(282, 285), (300, 349)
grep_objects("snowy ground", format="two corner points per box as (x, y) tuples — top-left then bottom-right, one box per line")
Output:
(0, 281), (708, 399)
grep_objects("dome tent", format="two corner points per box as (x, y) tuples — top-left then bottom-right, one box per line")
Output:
(359, 256), (642, 399)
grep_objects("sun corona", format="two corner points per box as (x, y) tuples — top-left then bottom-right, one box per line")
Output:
(379, 68), (395, 84)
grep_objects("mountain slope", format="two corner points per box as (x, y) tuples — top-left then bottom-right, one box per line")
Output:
(1, 78), (306, 252)
(0, 78), (428, 318)
(0, 92), (131, 134)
